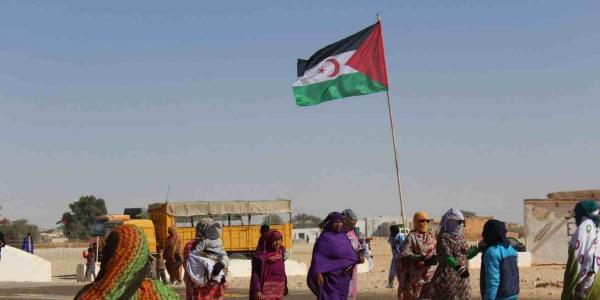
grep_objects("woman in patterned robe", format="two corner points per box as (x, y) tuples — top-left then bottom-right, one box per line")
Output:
(561, 200), (600, 299)
(396, 211), (437, 300)
(421, 209), (479, 300)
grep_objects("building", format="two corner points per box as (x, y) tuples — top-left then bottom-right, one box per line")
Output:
(464, 216), (491, 241)
(292, 228), (320, 244)
(524, 189), (600, 264)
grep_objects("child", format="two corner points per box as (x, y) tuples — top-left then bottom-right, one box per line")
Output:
(195, 218), (229, 276)
(156, 248), (168, 284)
(82, 246), (96, 282)
(185, 239), (227, 300)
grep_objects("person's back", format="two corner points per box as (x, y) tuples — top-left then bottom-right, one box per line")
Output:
(480, 244), (519, 300)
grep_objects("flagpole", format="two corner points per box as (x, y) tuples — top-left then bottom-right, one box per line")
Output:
(378, 14), (408, 230)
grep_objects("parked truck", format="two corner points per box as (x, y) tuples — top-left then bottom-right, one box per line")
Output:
(148, 199), (293, 256)
(90, 199), (293, 267)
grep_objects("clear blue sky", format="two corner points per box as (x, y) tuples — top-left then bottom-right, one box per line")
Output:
(1, 1), (599, 228)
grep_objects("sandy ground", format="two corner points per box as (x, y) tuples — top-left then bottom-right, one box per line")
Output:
(2, 238), (565, 299)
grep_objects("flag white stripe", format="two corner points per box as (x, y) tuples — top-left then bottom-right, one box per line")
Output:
(293, 51), (357, 87)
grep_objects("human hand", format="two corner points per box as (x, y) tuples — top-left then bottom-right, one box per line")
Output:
(455, 265), (469, 278)
(423, 255), (438, 266)
(316, 274), (324, 286)
(268, 253), (282, 262)
(255, 292), (264, 300)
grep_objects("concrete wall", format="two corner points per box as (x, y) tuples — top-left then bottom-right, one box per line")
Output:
(0, 246), (52, 282)
(465, 216), (491, 242)
(524, 199), (580, 265)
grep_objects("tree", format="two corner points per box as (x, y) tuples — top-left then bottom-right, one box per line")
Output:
(262, 214), (283, 225)
(292, 213), (323, 229)
(63, 195), (107, 240)
(0, 219), (40, 245)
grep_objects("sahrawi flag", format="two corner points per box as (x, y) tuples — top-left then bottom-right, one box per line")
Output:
(293, 22), (388, 106)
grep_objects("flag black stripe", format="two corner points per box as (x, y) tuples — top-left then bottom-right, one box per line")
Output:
(296, 23), (377, 77)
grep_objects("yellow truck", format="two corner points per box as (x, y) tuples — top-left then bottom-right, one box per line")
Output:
(148, 199), (293, 255)
(90, 214), (158, 260)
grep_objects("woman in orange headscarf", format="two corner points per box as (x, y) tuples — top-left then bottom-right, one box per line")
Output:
(396, 211), (437, 300)
(164, 226), (183, 284)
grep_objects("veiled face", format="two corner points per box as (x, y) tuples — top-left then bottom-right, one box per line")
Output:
(413, 211), (431, 233)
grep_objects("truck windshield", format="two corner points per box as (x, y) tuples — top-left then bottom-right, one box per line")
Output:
(91, 220), (107, 236)
(104, 221), (124, 238)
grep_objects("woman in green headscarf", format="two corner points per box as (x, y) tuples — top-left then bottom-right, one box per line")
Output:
(561, 199), (600, 300)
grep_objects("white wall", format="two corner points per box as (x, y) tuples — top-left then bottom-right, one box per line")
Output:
(524, 199), (579, 264)
(0, 246), (52, 282)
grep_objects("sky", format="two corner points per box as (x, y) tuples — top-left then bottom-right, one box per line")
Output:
(1, 1), (599, 229)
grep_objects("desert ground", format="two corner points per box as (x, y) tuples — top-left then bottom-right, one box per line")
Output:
(0, 238), (564, 299)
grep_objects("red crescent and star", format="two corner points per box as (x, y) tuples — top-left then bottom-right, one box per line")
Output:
(317, 58), (341, 77)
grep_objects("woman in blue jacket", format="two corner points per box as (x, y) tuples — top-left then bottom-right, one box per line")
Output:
(480, 219), (519, 300)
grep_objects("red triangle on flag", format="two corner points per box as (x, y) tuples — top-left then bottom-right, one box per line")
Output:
(346, 22), (389, 88)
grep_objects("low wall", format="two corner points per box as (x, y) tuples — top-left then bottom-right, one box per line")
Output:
(0, 246), (52, 282)
(228, 259), (308, 277)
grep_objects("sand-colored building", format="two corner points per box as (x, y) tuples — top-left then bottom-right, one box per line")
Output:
(524, 189), (600, 265)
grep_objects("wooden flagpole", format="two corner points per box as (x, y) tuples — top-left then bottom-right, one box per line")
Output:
(378, 14), (408, 230)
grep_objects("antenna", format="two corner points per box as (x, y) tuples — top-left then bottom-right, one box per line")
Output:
(165, 185), (171, 203)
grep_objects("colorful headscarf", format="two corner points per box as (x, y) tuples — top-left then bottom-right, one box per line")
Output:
(413, 211), (430, 233)
(439, 208), (465, 235)
(482, 219), (509, 249)
(575, 199), (600, 226)
(74, 224), (179, 300)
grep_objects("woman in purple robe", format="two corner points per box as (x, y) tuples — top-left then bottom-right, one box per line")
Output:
(307, 212), (360, 300)
(250, 229), (287, 300)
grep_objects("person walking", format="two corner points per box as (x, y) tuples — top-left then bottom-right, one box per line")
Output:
(21, 232), (34, 254)
(307, 212), (359, 300)
(386, 225), (405, 289)
(480, 219), (519, 300)
(341, 208), (363, 300)
(74, 225), (178, 299)
(164, 226), (183, 284)
(421, 209), (479, 300)
(396, 211), (437, 300)
(83, 246), (97, 282)
(250, 229), (288, 300)
(156, 248), (168, 285)
(561, 200), (600, 299)
(184, 239), (227, 300)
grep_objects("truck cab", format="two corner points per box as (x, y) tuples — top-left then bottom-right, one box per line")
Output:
(90, 214), (157, 260)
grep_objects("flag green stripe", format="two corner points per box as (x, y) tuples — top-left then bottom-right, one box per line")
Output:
(293, 72), (387, 106)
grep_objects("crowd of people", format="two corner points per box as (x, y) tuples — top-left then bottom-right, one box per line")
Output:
(70, 198), (600, 299)
(304, 208), (521, 300)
